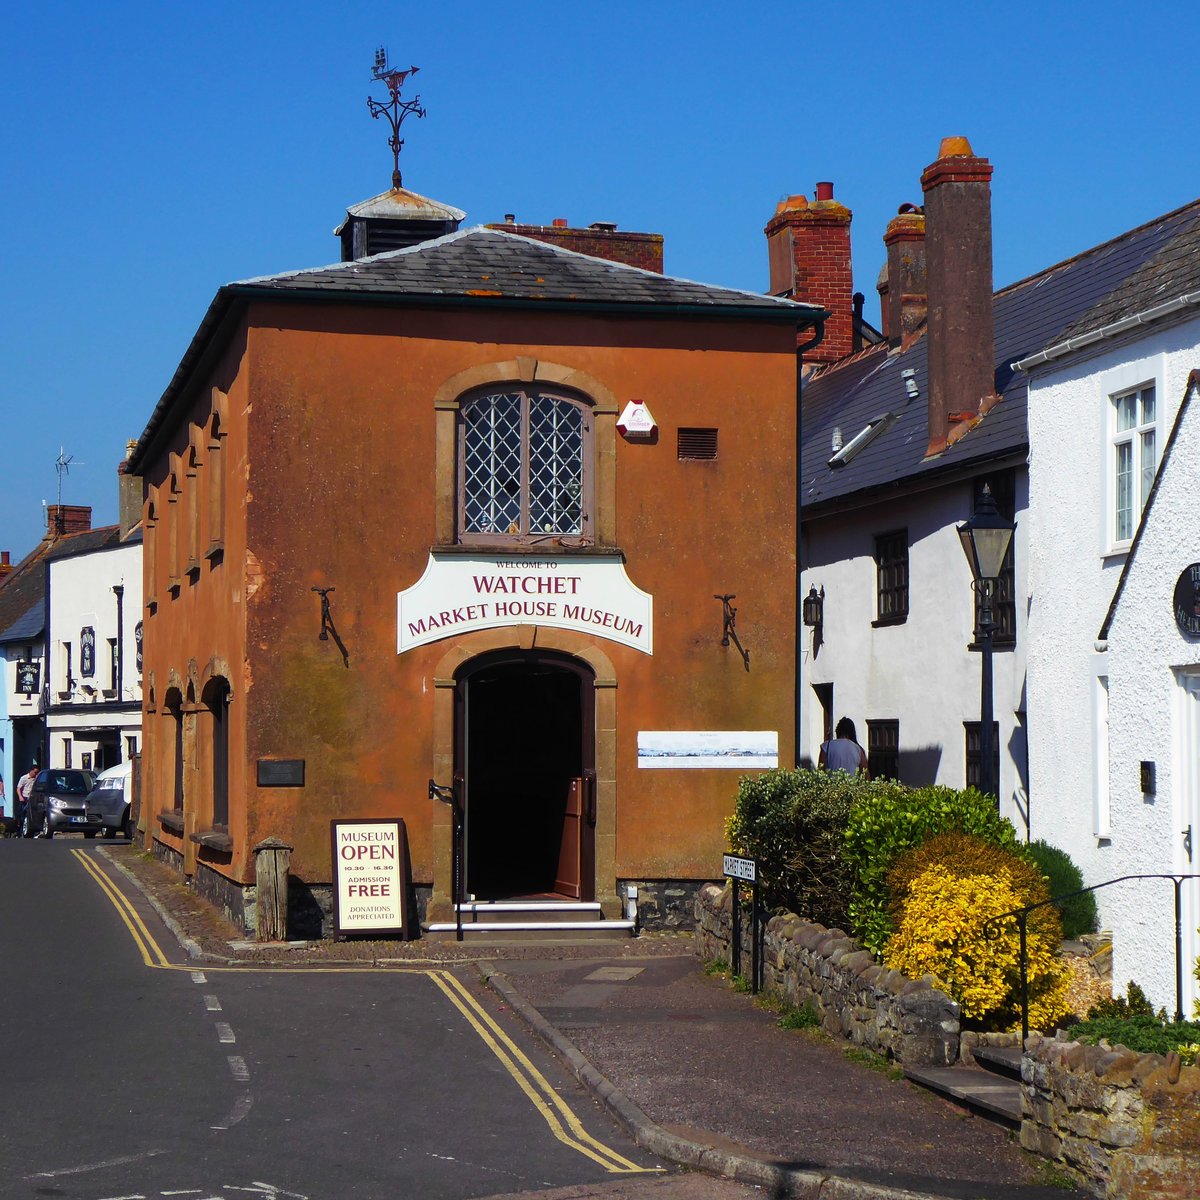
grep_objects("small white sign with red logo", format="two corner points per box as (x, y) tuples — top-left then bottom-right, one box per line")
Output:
(617, 400), (657, 439)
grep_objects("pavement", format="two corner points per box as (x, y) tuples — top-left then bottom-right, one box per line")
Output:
(95, 844), (1090, 1200)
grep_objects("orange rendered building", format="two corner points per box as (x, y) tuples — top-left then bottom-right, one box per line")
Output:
(128, 189), (823, 936)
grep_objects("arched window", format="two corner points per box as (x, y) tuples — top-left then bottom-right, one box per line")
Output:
(164, 688), (184, 814)
(203, 677), (231, 829)
(458, 388), (592, 544)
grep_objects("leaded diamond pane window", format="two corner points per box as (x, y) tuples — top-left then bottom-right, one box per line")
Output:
(459, 388), (591, 544)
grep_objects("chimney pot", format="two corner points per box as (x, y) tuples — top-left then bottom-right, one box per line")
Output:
(815, 181), (834, 202)
(937, 135), (975, 159)
(504, 213), (515, 224)
(1, 550), (9, 565)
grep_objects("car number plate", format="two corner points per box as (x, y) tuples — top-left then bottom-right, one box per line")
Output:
(70, 815), (88, 823)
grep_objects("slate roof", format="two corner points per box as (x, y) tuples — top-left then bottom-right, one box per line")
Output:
(0, 601), (43, 645)
(131, 227), (824, 473)
(0, 525), (124, 645)
(237, 227), (818, 313)
(801, 200), (1200, 515)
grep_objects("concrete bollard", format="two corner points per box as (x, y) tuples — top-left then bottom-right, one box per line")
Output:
(254, 836), (294, 942)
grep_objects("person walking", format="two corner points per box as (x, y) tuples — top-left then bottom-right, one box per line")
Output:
(17, 763), (39, 836)
(819, 718), (870, 778)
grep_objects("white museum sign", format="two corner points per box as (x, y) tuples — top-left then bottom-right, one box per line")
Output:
(397, 554), (653, 654)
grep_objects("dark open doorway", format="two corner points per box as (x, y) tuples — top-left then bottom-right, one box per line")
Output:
(458, 651), (595, 902)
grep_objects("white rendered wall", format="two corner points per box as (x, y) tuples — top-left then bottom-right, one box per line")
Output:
(1105, 385), (1200, 1015)
(46, 540), (142, 768)
(1025, 316), (1200, 935)
(801, 472), (1029, 831)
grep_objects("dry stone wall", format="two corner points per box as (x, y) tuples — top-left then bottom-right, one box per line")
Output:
(1021, 1036), (1200, 1200)
(694, 882), (960, 1067)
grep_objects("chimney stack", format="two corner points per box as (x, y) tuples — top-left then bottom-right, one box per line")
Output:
(765, 183), (854, 363)
(46, 505), (92, 539)
(118, 440), (142, 538)
(884, 204), (927, 348)
(0, 550), (12, 584)
(921, 136), (996, 456)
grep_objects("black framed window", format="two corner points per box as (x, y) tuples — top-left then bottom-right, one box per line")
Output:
(964, 722), (1000, 791)
(971, 471), (1016, 648)
(867, 720), (899, 781)
(459, 387), (592, 544)
(206, 678), (231, 830)
(108, 638), (119, 691)
(874, 530), (909, 624)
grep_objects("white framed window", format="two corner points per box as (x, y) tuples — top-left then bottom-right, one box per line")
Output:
(1109, 382), (1157, 548)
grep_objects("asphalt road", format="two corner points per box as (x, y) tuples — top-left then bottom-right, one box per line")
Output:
(0, 837), (671, 1200)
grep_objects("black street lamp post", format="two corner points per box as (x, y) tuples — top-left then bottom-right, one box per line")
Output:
(957, 485), (1015, 803)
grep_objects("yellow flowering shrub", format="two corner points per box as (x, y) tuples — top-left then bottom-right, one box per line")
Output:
(884, 834), (1070, 1032)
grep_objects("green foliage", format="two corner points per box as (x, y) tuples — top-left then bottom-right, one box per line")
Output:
(843, 1046), (904, 1080)
(1026, 840), (1098, 939)
(725, 768), (874, 926)
(884, 833), (1069, 1031)
(778, 1001), (820, 1031)
(1088, 981), (1160, 1021)
(1067, 1014), (1200, 1059)
(843, 784), (1020, 953)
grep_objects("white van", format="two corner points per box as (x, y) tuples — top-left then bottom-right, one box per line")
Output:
(85, 761), (133, 838)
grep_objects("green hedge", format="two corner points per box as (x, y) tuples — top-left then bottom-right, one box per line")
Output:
(1026, 840), (1098, 939)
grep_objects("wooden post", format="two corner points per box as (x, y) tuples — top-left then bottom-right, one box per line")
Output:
(254, 836), (293, 942)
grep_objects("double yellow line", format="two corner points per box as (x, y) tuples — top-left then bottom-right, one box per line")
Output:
(73, 851), (653, 1174)
(72, 848), (173, 968)
(428, 969), (650, 1174)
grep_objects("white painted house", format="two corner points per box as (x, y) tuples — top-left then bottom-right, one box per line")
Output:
(44, 529), (143, 772)
(1021, 203), (1200, 1013)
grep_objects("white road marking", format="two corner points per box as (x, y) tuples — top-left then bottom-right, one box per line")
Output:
(191, 971), (207, 983)
(226, 1184), (308, 1197)
(28, 1149), (166, 1178)
(211, 1091), (254, 1131)
(204, 994), (222, 1011)
(215, 1021), (236, 1043)
(227, 1055), (250, 1081)
(96, 1195), (145, 1199)
(160, 1192), (205, 1196)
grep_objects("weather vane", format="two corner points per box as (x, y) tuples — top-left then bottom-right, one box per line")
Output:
(367, 47), (426, 190)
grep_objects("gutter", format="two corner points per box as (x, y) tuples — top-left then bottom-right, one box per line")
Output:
(1014, 290), (1200, 371)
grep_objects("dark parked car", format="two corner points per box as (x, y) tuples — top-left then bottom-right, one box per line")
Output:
(21, 769), (99, 838)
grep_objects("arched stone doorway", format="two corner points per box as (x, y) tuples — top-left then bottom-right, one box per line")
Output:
(456, 649), (595, 901)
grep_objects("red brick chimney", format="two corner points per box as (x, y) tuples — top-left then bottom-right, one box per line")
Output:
(0, 550), (11, 583)
(921, 136), (996, 456)
(488, 217), (664, 273)
(765, 183), (854, 363)
(884, 205), (927, 348)
(46, 504), (92, 538)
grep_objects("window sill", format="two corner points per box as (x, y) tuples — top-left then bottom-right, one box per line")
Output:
(432, 542), (621, 558)
(205, 542), (224, 564)
(158, 810), (185, 835)
(191, 829), (233, 854)
(102, 689), (117, 700)
(871, 615), (908, 628)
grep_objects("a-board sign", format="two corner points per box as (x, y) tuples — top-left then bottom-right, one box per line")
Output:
(331, 819), (410, 938)
(723, 854), (757, 882)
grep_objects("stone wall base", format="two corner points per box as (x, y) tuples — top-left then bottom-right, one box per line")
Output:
(621, 879), (706, 930)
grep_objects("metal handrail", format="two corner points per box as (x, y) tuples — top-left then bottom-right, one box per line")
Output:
(983, 872), (1200, 1040)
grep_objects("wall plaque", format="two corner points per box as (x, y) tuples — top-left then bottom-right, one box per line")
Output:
(256, 759), (306, 787)
(16, 661), (40, 696)
(1173, 563), (1200, 637)
(331, 819), (410, 938)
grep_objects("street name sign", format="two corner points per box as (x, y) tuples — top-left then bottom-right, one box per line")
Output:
(723, 854), (757, 882)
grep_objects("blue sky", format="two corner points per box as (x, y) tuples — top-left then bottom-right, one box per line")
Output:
(3, 1), (1198, 555)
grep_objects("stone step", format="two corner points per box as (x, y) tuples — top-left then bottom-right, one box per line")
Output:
(903, 1063), (1022, 1127)
(457, 900), (605, 925)
(424, 918), (636, 942)
(971, 1043), (1024, 1080)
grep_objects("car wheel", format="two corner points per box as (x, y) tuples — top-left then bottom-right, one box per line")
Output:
(104, 826), (117, 840)
(20, 811), (32, 839)
(41, 811), (54, 840)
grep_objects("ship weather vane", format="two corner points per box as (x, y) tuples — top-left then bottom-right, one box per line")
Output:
(367, 47), (426, 190)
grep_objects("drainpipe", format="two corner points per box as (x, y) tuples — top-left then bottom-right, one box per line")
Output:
(112, 584), (125, 701)
(795, 318), (826, 767)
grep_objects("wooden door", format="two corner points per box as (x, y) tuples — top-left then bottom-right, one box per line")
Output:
(554, 777), (584, 899)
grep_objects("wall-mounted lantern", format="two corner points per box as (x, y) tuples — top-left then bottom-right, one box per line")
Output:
(802, 585), (825, 631)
